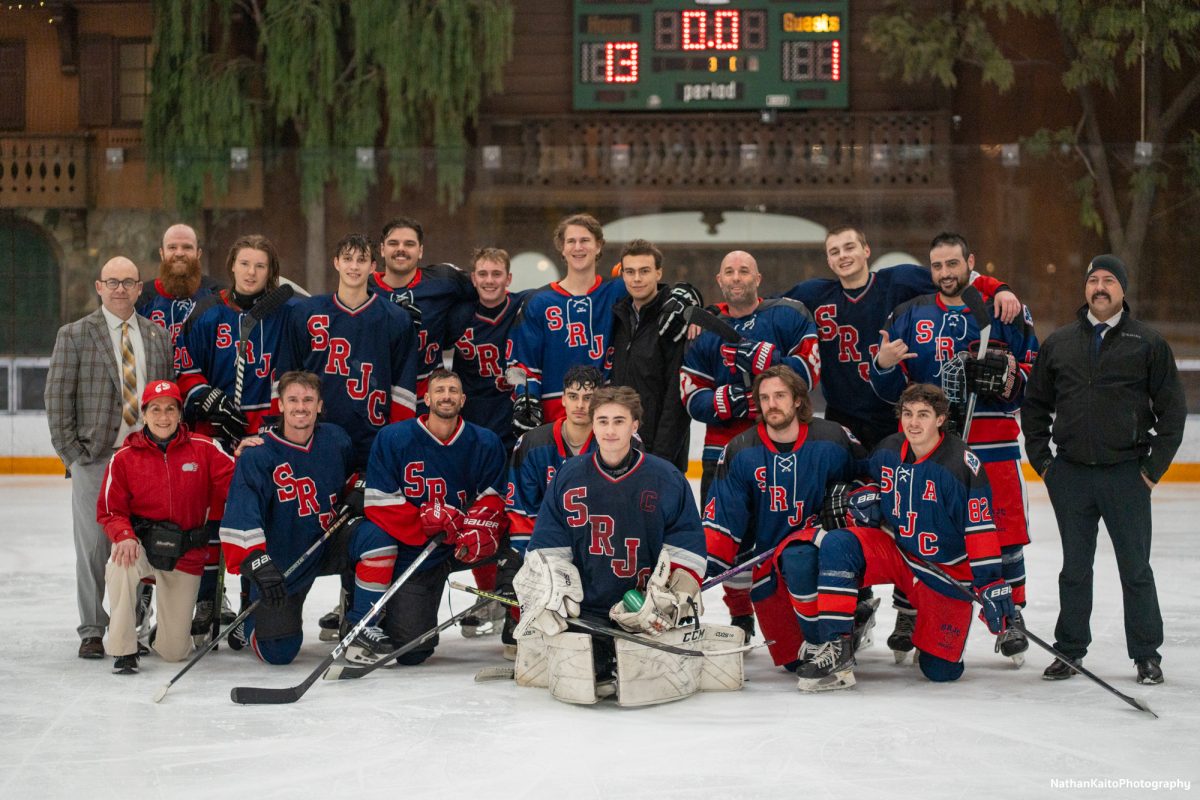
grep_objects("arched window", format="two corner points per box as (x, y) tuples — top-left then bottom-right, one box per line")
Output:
(0, 217), (61, 356)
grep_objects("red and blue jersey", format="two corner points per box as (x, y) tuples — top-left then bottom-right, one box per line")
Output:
(219, 423), (354, 592)
(368, 265), (475, 395)
(869, 294), (1038, 463)
(504, 417), (597, 554)
(175, 291), (299, 434)
(274, 292), (418, 469)
(703, 418), (862, 577)
(527, 450), (706, 617)
(867, 432), (1001, 598)
(784, 266), (1010, 432)
(680, 298), (821, 462)
(507, 276), (627, 422)
(448, 290), (531, 452)
(136, 279), (220, 372)
(361, 416), (507, 571)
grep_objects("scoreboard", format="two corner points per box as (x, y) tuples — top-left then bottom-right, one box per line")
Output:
(573, 1), (849, 111)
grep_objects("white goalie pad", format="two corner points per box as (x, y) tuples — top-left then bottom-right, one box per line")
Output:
(546, 631), (598, 705)
(514, 630), (549, 689)
(614, 627), (703, 707)
(698, 624), (746, 691)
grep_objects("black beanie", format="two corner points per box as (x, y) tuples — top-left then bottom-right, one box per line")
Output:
(1085, 254), (1128, 292)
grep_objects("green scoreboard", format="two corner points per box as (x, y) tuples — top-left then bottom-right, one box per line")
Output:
(572, 1), (849, 111)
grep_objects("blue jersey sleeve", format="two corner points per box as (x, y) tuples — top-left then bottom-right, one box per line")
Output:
(507, 293), (546, 401)
(868, 309), (910, 405)
(701, 449), (753, 574)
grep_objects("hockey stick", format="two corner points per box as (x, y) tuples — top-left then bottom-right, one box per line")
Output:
(154, 505), (356, 702)
(449, 582), (765, 658)
(907, 550), (1157, 718)
(701, 549), (772, 591)
(684, 306), (742, 343)
(230, 533), (445, 705)
(178, 294), (222, 340)
(234, 284), (295, 407)
(959, 286), (993, 441)
(322, 598), (495, 681)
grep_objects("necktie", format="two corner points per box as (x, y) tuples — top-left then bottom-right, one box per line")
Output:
(1092, 321), (1108, 358)
(120, 322), (138, 425)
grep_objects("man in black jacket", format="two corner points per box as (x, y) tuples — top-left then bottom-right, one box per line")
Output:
(1022, 254), (1186, 685)
(610, 239), (694, 472)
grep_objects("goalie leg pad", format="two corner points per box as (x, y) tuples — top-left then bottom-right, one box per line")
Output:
(699, 625), (746, 691)
(614, 627), (703, 707)
(514, 630), (550, 688)
(546, 631), (599, 705)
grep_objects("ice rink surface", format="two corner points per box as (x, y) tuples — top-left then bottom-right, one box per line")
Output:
(1, 476), (1197, 799)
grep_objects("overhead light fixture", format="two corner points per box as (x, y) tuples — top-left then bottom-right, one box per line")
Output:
(1001, 143), (1020, 168)
(356, 147), (375, 170)
(481, 145), (502, 171)
(610, 144), (631, 170)
(105, 147), (124, 171)
(1134, 141), (1153, 167)
(230, 147), (249, 171)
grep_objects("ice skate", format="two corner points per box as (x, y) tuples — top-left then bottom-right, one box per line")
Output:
(888, 609), (916, 664)
(796, 635), (856, 692)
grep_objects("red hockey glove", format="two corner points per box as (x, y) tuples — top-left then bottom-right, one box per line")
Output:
(453, 505), (505, 564)
(419, 499), (464, 541)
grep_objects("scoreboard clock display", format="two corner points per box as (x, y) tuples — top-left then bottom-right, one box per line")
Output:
(573, 0), (849, 111)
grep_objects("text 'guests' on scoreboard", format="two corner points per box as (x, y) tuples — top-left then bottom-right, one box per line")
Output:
(573, 0), (849, 111)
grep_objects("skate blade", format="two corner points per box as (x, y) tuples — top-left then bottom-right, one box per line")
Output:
(797, 669), (855, 693)
(1008, 652), (1025, 668)
(460, 620), (502, 638)
(892, 649), (914, 665)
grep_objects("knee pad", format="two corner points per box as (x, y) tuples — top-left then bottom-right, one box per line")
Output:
(918, 650), (965, 682)
(777, 542), (819, 592)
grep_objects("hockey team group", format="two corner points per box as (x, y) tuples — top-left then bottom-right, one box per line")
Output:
(45, 212), (1186, 708)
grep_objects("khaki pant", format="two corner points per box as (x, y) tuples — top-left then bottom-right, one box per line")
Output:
(105, 548), (200, 661)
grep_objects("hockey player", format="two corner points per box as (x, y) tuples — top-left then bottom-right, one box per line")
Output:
(370, 217), (475, 399)
(345, 368), (508, 665)
(219, 370), (356, 665)
(98, 380), (235, 674)
(275, 233), (419, 470)
(680, 249), (821, 638)
(792, 383), (1013, 691)
(702, 365), (862, 669)
(513, 385), (706, 699)
(507, 213), (698, 432)
(870, 232), (1038, 663)
(610, 239), (693, 472)
(447, 247), (530, 452)
(175, 235), (296, 640)
(136, 223), (221, 371)
(783, 225), (1020, 449)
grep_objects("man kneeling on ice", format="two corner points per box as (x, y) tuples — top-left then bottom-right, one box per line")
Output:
(512, 386), (742, 706)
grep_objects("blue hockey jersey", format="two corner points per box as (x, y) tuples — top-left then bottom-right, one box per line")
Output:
(274, 292), (419, 469)
(527, 450), (706, 616)
(361, 416), (507, 571)
(680, 298), (821, 462)
(505, 417), (597, 554)
(219, 423), (354, 592)
(136, 279), (220, 372)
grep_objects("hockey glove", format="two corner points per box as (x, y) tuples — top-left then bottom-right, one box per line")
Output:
(721, 340), (778, 381)
(976, 580), (1014, 635)
(513, 551), (583, 637)
(194, 386), (248, 440)
(713, 383), (755, 421)
(512, 395), (543, 434)
(819, 481), (882, 530)
(657, 284), (703, 342)
(337, 473), (365, 518)
(453, 505), (505, 564)
(961, 344), (1021, 402)
(609, 551), (703, 636)
(246, 551), (287, 607)
(391, 294), (423, 326)
(419, 499), (464, 541)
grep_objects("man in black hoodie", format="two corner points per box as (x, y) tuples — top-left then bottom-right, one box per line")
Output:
(1022, 254), (1186, 686)
(609, 239), (694, 472)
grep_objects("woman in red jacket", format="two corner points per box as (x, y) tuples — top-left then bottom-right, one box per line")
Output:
(98, 380), (235, 674)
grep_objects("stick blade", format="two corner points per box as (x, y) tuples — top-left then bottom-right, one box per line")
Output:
(322, 663), (369, 682)
(961, 285), (991, 330)
(230, 685), (301, 705)
(1132, 696), (1159, 719)
(152, 684), (170, 703)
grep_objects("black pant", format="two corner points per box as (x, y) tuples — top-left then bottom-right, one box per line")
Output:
(382, 558), (462, 665)
(1044, 458), (1162, 661)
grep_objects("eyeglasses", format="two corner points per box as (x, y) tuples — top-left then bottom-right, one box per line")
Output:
(100, 278), (142, 290)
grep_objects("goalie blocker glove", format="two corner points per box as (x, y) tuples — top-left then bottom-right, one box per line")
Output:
(976, 579), (1014, 635)
(246, 551), (287, 606)
(961, 344), (1021, 401)
(193, 385), (248, 439)
(512, 395), (543, 434)
(657, 283), (703, 343)
(513, 551), (583, 637)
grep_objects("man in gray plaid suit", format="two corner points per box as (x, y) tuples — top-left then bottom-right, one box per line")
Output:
(46, 256), (174, 659)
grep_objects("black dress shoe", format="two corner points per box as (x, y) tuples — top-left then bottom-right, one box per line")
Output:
(78, 637), (105, 660)
(1042, 656), (1082, 680)
(112, 654), (139, 675)
(1135, 657), (1163, 685)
